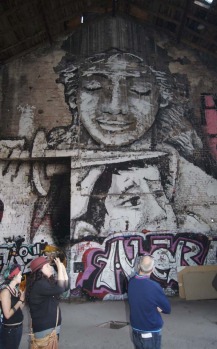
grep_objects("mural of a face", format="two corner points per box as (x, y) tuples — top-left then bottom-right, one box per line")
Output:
(100, 166), (177, 234)
(73, 160), (177, 238)
(78, 53), (160, 146)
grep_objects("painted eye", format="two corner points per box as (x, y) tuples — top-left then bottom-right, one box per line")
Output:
(84, 80), (102, 91)
(130, 84), (151, 96)
(120, 196), (141, 207)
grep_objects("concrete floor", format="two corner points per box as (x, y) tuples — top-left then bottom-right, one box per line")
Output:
(20, 297), (217, 349)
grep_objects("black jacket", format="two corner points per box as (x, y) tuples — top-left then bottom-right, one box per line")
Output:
(29, 278), (69, 332)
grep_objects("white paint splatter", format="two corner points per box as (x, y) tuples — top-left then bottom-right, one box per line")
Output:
(17, 104), (36, 138)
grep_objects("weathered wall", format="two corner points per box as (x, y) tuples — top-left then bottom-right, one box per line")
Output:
(0, 14), (217, 299)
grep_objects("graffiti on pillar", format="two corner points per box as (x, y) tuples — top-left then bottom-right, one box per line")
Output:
(70, 232), (217, 300)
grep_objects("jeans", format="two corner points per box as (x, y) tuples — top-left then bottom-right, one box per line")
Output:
(34, 325), (60, 339)
(0, 321), (3, 348)
(132, 330), (162, 349)
(2, 324), (23, 349)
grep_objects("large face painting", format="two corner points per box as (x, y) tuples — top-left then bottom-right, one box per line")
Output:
(0, 15), (217, 299)
(48, 23), (217, 241)
(53, 49), (175, 149)
(77, 53), (160, 146)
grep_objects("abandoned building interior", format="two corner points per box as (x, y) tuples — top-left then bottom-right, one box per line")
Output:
(0, 0), (217, 301)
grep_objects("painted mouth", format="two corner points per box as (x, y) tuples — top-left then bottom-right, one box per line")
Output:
(96, 116), (135, 132)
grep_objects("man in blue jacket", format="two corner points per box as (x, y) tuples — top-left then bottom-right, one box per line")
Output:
(128, 254), (171, 349)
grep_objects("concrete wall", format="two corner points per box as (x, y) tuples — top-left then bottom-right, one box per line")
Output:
(0, 14), (217, 299)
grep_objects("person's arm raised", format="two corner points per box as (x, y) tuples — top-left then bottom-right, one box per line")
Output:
(61, 262), (69, 290)
(54, 258), (64, 280)
(54, 258), (69, 289)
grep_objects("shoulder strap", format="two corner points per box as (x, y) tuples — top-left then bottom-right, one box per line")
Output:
(55, 306), (59, 329)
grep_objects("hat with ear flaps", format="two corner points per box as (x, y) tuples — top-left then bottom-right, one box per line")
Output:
(30, 256), (49, 273)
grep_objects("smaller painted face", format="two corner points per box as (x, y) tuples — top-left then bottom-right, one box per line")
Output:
(41, 263), (54, 278)
(78, 54), (160, 146)
(100, 166), (177, 234)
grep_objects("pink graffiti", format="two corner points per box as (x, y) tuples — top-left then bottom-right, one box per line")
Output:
(203, 95), (217, 160)
(205, 109), (217, 134)
(204, 95), (215, 108)
(74, 233), (209, 299)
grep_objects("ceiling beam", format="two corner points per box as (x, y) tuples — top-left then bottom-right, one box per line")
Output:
(39, 0), (53, 45)
(176, 0), (193, 43)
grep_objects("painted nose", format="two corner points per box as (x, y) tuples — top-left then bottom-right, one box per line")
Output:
(147, 194), (167, 223)
(102, 79), (128, 115)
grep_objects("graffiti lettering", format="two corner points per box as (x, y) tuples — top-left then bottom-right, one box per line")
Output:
(71, 233), (214, 299)
(0, 242), (58, 276)
(95, 239), (139, 291)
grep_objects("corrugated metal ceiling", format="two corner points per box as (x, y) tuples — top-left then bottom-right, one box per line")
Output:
(0, 0), (217, 63)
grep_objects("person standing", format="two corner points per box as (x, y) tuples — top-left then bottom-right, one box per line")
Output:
(0, 264), (25, 349)
(26, 255), (69, 340)
(128, 255), (171, 349)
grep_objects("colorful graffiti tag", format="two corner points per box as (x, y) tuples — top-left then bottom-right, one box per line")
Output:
(70, 232), (217, 300)
(0, 233), (216, 300)
(0, 238), (66, 279)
